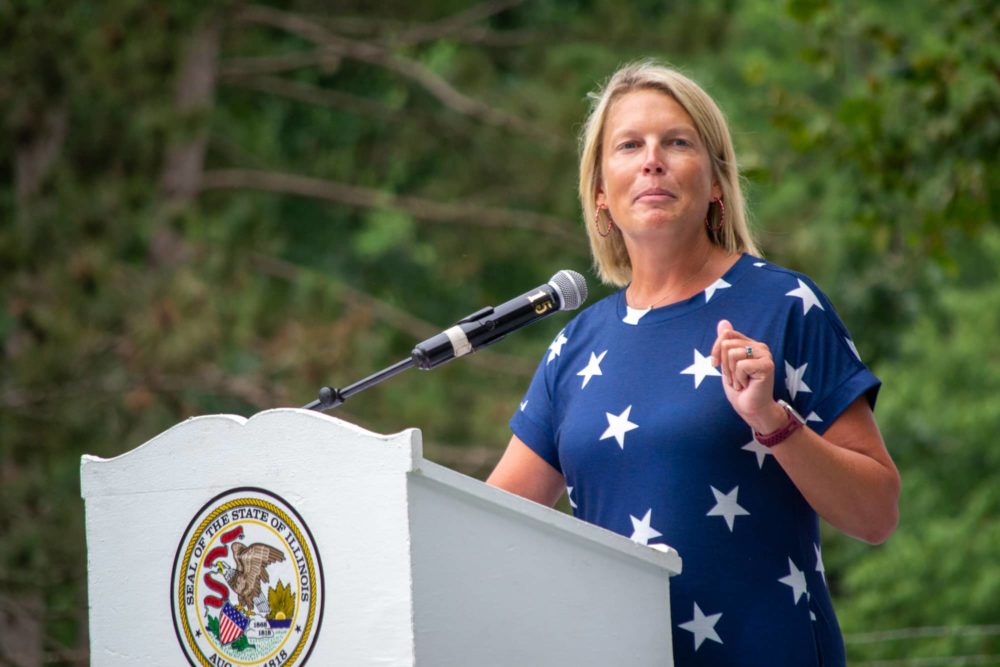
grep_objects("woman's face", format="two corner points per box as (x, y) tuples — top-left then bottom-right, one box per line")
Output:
(597, 89), (720, 242)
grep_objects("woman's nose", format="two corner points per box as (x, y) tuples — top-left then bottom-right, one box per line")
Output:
(642, 148), (666, 174)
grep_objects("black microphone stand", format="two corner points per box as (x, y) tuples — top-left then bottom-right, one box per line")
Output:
(302, 357), (415, 412)
(302, 305), (499, 412)
(301, 270), (586, 413)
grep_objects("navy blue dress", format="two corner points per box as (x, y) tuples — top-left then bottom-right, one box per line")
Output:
(510, 254), (879, 666)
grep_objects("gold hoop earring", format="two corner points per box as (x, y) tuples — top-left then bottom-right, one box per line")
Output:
(595, 205), (614, 238)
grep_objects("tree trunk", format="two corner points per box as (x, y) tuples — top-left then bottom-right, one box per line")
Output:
(14, 107), (67, 208)
(0, 593), (44, 667)
(160, 17), (220, 206)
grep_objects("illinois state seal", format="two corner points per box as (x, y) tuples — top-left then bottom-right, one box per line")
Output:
(171, 487), (324, 666)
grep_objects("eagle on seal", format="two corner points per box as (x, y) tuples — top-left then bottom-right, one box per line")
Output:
(217, 542), (285, 616)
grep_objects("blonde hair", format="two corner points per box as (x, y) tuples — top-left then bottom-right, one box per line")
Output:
(578, 60), (760, 286)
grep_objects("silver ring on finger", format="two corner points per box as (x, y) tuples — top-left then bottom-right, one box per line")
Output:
(745, 346), (753, 359)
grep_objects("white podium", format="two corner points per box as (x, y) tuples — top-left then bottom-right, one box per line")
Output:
(81, 408), (682, 666)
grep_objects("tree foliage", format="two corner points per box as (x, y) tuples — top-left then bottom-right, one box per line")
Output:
(1, 0), (997, 663)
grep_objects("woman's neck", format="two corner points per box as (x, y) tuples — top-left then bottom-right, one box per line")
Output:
(626, 240), (735, 310)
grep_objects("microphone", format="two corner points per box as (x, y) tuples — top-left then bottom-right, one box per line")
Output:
(304, 270), (588, 411)
(411, 270), (588, 370)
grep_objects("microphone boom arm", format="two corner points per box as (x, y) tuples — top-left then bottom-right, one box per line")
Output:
(303, 357), (415, 412)
(301, 269), (587, 412)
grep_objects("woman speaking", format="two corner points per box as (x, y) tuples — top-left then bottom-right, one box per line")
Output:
(488, 60), (900, 666)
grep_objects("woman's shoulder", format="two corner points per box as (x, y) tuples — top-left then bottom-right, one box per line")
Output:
(735, 255), (858, 349)
(738, 255), (810, 282)
(735, 255), (833, 304)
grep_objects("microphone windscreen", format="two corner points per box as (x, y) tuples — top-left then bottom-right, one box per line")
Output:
(549, 270), (588, 311)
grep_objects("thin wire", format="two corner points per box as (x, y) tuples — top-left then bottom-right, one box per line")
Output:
(846, 625), (1000, 644)
(854, 655), (1000, 667)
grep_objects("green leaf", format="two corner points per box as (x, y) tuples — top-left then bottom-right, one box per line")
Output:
(206, 614), (220, 641)
(352, 208), (415, 259)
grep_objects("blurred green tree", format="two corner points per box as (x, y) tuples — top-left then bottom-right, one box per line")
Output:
(0, 0), (996, 662)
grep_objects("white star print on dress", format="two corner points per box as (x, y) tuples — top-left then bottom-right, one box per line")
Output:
(845, 337), (861, 361)
(814, 543), (826, 583)
(786, 279), (825, 315)
(520, 400), (528, 411)
(576, 350), (607, 388)
(706, 485), (750, 531)
(778, 557), (809, 605)
(681, 349), (722, 388)
(807, 411), (822, 423)
(678, 602), (723, 651)
(547, 331), (569, 363)
(622, 305), (649, 325)
(629, 508), (662, 545)
(704, 278), (731, 302)
(508, 254), (883, 664)
(785, 361), (812, 400)
(600, 405), (639, 449)
(742, 437), (774, 469)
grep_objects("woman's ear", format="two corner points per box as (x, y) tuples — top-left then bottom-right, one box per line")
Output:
(711, 181), (723, 201)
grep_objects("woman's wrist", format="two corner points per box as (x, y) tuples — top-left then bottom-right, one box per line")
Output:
(746, 401), (790, 435)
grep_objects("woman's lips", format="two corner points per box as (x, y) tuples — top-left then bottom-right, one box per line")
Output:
(634, 187), (677, 202)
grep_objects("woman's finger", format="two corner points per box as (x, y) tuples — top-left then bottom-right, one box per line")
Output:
(723, 339), (771, 389)
(711, 319), (734, 366)
(731, 356), (775, 392)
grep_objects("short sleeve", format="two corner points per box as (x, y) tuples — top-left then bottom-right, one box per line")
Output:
(780, 276), (880, 434)
(509, 332), (564, 474)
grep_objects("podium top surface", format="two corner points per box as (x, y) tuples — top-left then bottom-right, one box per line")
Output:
(414, 456), (682, 573)
(81, 408), (421, 494)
